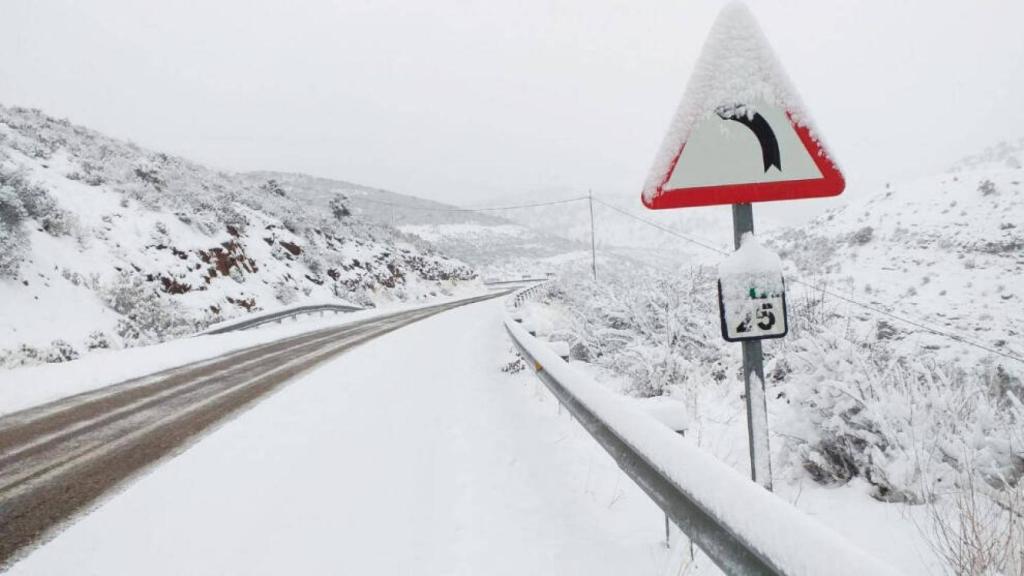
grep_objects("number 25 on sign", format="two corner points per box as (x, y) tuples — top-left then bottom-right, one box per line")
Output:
(717, 278), (788, 342)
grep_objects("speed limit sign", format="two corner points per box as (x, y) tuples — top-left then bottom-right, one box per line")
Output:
(717, 235), (788, 342)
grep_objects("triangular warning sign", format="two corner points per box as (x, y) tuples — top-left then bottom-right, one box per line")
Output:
(642, 3), (844, 210)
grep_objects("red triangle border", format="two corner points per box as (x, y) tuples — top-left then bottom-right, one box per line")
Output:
(643, 113), (845, 209)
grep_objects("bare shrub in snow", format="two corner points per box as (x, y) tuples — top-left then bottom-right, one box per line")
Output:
(876, 319), (900, 340)
(501, 351), (526, 374)
(921, 471), (1023, 576)
(785, 281), (838, 337)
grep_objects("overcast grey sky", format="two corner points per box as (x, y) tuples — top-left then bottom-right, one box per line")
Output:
(1, 0), (1022, 221)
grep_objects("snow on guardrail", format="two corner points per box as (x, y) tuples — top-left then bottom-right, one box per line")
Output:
(199, 301), (363, 336)
(503, 286), (902, 576)
(201, 282), (528, 337)
(484, 277), (550, 287)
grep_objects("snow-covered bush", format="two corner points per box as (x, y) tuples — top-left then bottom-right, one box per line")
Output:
(101, 272), (196, 345)
(0, 164), (78, 239)
(538, 261), (1024, 507)
(259, 178), (286, 197)
(538, 262), (726, 398)
(273, 278), (299, 305)
(43, 339), (80, 363)
(0, 339), (81, 367)
(15, 179), (77, 237)
(848, 226), (874, 246)
(0, 344), (41, 368)
(774, 330), (1023, 503)
(0, 170), (28, 277)
(85, 330), (112, 350)
(330, 194), (351, 219)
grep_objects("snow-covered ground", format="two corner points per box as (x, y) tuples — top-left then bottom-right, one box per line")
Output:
(7, 299), (677, 575)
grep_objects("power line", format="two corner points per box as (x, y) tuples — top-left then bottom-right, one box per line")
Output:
(588, 190), (597, 282)
(353, 194), (589, 213)
(592, 198), (731, 256)
(785, 277), (1023, 363)
(591, 198), (1024, 365)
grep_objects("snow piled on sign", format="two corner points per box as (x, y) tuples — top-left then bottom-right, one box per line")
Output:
(642, 2), (836, 203)
(718, 232), (784, 302)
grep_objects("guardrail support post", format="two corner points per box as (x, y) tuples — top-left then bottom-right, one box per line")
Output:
(732, 203), (773, 491)
(665, 514), (670, 548)
(588, 189), (597, 282)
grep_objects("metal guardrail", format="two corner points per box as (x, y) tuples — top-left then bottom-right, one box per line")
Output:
(484, 277), (551, 288)
(204, 277), (540, 336)
(503, 285), (903, 576)
(202, 303), (363, 335)
(509, 281), (548, 309)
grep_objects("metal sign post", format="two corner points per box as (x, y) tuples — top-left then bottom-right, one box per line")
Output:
(730, 203), (773, 491)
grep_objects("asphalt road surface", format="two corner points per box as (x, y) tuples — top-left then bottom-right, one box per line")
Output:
(0, 291), (507, 568)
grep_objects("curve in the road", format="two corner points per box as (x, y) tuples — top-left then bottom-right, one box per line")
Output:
(0, 292), (506, 568)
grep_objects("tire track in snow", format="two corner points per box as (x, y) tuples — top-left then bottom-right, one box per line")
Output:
(0, 291), (507, 568)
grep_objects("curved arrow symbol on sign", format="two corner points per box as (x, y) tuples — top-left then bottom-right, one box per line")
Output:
(715, 105), (781, 173)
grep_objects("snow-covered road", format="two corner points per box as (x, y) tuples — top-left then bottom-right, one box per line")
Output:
(10, 298), (672, 575)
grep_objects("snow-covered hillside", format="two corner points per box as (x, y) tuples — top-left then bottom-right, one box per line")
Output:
(518, 141), (1024, 575)
(771, 141), (1024, 365)
(0, 105), (479, 367)
(242, 171), (583, 276)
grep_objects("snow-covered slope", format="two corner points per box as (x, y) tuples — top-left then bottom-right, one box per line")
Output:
(0, 105), (479, 367)
(242, 171), (583, 276)
(770, 142), (1024, 365)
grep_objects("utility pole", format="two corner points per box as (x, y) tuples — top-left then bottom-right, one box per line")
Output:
(588, 190), (597, 282)
(731, 203), (773, 491)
